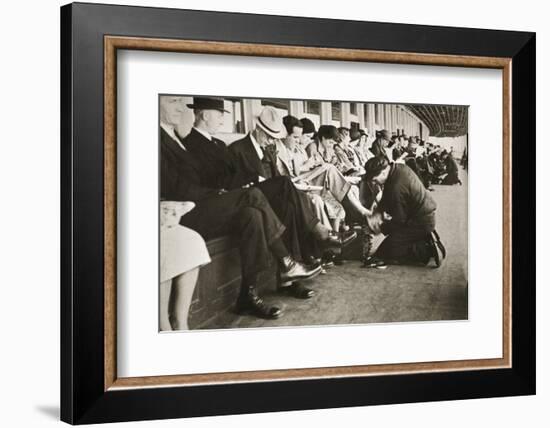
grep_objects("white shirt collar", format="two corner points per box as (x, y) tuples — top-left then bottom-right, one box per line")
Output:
(161, 122), (186, 151)
(249, 132), (264, 160)
(193, 126), (213, 142)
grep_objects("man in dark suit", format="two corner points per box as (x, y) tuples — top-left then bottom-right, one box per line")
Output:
(229, 106), (284, 181)
(160, 96), (322, 318)
(364, 156), (446, 267)
(441, 151), (462, 185)
(182, 100), (344, 266)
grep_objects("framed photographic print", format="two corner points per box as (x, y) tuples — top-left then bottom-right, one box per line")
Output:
(61, 2), (536, 424)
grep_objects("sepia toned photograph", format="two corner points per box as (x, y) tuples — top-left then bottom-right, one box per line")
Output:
(159, 94), (468, 331)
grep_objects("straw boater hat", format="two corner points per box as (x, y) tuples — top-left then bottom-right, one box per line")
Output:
(256, 106), (286, 138)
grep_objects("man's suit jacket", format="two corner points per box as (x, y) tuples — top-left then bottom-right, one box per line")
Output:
(180, 128), (256, 190)
(229, 133), (280, 181)
(160, 127), (285, 246)
(160, 128), (219, 201)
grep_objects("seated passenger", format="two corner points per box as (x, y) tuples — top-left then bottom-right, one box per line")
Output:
(161, 96), (324, 318)
(335, 127), (365, 176)
(301, 124), (374, 224)
(277, 115), (366, 234)
(159, 201), (210, 330)
(350, 128), (370, 167)
(369, 129), (391, 163)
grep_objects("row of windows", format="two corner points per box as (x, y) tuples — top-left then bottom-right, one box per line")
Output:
(199, 98), (423, 137)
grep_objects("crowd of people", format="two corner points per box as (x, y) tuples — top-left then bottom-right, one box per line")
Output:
(159, 96), (452, 330)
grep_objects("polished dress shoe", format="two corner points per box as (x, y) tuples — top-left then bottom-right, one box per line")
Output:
(339, 229), (358, 246)
(278, 282), (315, 299)
(432, 230), (447, 259)
(323, 230), (358, 248)
(235, 286), (282, 319)
(427, 234), (445, 268)
(279, 256), (322, 282)
(305, 256), (322, 269)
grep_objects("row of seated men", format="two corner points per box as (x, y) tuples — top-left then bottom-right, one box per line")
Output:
(160, 96), (446, 330)
(373, 131), (464, 190)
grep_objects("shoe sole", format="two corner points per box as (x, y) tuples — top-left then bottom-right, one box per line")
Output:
(280, 265), (323, 282)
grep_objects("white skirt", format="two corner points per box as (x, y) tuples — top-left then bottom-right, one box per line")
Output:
(160, 225), (211, 283)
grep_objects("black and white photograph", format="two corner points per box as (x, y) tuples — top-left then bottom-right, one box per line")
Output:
(159, 95), (468, 331)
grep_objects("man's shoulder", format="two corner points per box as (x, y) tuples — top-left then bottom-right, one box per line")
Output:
(180, 128), (200, 144)
(160, 128), (182, 156)
(394, 162), (412, 173)
(228, 134), (251, 152)
(392, 163), (418, 183)
(160, 127), (175, 144)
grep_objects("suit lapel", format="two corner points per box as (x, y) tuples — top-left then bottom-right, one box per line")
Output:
(242, 135), (266, 177)
(276, 140), (293, 176)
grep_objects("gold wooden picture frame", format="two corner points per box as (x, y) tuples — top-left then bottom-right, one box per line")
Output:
(104, 36), (512, 391)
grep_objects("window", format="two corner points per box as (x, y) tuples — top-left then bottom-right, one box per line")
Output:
(261, 98), (289, 120)
(217, 98), (245, 134)
(350, 103), (358, 115)
(305, 100), (320, 116)
(332, 102), (341, 122)
(261, 98), (290, 111)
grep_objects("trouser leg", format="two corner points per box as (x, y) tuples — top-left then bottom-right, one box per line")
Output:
(309, 193), (332, 229)
(239, 187), (286, 245)
(375, 222), (435, 263)
(321, 164), (352, 202)
(236, 206), (274, 286)
(361, 225), (374, 263)
(256, 176), (319, 232)
(341, 193), (364, 224)
(179, 188), (288, 282)
(255, 176), (321, 261)
(304, 164), (351, 203)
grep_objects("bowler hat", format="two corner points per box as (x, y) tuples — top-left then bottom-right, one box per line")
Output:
(256, 106), (286, 138)
(186, 96), (229, 113)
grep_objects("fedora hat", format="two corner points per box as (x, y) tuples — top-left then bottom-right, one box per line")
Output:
(256, 106), (286, 138)
(350, 128), (362, 142)
(186, 96), (229, 113)
(379, 129), (391, 140)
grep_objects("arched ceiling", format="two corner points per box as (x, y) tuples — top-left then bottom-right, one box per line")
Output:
(405, 105), (468, 138)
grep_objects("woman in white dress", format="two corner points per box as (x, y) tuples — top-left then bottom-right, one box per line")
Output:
(159, 201), (211, 331)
